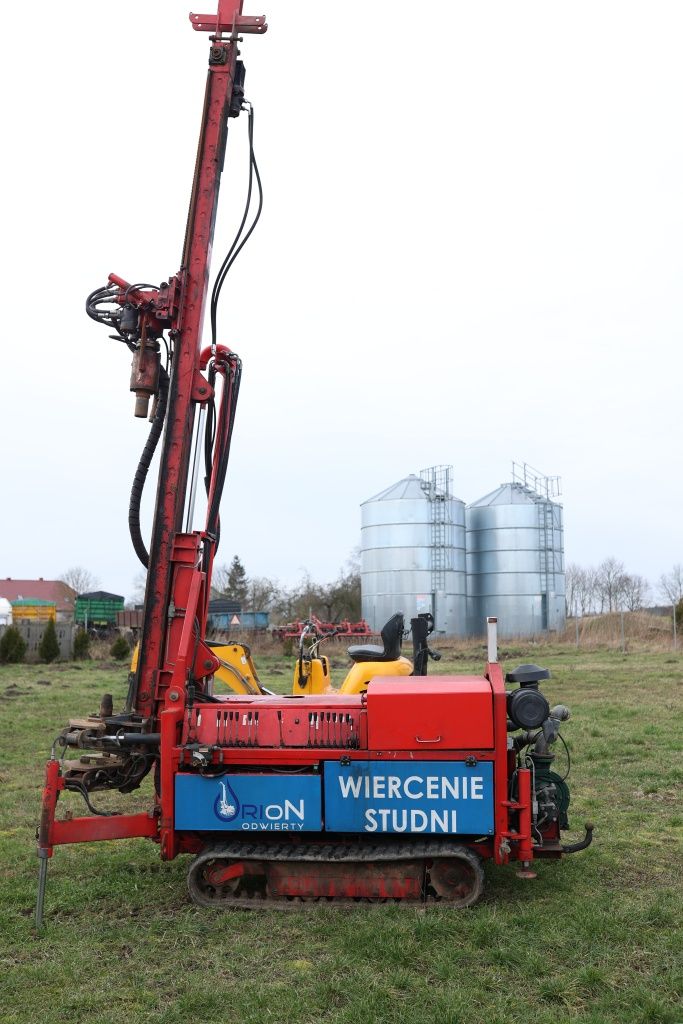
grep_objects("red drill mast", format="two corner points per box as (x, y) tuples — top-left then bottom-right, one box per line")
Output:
(119, 2), (266, 729)
(36, 2), (267, 924)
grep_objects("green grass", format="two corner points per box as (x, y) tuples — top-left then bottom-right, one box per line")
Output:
(1, 646), (682, 1024)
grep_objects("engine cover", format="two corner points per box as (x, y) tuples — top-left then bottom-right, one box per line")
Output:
(366, 676), (494, 750)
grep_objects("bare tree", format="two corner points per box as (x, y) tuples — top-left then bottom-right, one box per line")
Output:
(621, 574), (650, 612)
(658, 565), (683, 605)
(571, 559), (651, 614)
(277, 587), (302, 622)
(567, 563), (599, 615)
(582, 566), (600, 615)
(277, 565), (362, 623)
(59, 566), (99, 595)
(244, 576), (282, 612)
(565, 563), (583, 616)
(280, 573), (326, 621)
(128, 571), (147, 607)
(325, 565), (362, 621)
(595, 557), (627, 612)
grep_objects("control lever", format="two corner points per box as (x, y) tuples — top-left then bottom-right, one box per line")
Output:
(410, 613), (440, 675)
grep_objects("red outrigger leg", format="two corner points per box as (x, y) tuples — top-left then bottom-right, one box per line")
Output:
(36, 758), (159, 926)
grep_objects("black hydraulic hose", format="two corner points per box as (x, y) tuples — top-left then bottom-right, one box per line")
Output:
(205, 359), (241, 540)
(562, 823), (595, 854)
(210, 106), (262, 348)
(203, 370), (216, 482)
(129, 366), (170, 568)
(64, 780), (120, 817)
(203, 365), (221, 552)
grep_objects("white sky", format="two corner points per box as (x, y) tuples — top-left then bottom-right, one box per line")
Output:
(1, 0), (681, 602)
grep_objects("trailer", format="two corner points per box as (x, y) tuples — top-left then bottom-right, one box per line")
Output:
(11, 599), (56, 622)
(74, 591), (125, 631)
(208, 609), (269, 632)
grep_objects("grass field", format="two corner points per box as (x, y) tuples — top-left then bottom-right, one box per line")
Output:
(1, 644), (682, 1024)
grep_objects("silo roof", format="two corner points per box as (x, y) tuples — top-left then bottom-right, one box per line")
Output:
(468, 482), (541, 508)
(362, 474), (426, 504)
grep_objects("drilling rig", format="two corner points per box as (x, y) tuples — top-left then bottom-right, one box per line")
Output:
(36, 0), (592, 923)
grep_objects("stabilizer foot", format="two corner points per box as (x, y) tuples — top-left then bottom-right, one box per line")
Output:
(515, 860), (537, 879)
(35, 855), (48, 930)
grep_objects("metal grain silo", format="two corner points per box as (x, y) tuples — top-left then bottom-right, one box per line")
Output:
(466, 475), (565, 638)
(360, 466), (467, 636)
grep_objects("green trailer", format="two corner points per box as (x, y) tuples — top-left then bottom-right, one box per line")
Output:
(74, 591), (124, 630)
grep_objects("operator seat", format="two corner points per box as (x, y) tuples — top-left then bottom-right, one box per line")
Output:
(347, 612), (404, 663)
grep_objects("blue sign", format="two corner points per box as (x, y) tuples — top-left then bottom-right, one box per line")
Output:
(324, 761), (494, 835)
(175, 773), (322, 831)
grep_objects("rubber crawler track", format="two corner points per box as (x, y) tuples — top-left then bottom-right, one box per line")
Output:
(190, 837), (486, 861)
(187, 838), (485, 909)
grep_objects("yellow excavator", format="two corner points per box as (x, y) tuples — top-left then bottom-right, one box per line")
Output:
(287, 613), (417, 695)
(131, 612), (439, 697)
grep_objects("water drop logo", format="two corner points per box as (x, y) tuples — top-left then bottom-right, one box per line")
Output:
(214, 779), (240, 822)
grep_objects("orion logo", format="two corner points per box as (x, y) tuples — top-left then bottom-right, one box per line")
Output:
(214, 779), (240, 822)
(211, 777), (307, 830)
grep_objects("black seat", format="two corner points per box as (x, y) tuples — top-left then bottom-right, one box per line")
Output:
(347, 613), (404, 663)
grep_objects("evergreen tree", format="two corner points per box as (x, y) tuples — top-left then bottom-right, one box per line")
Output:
(225, 556), (249, 605)
(38, 619), (60, 663)
(73, 628), (91, 660)
(110, 634), (130, 661)
(0, 626), (27, 664)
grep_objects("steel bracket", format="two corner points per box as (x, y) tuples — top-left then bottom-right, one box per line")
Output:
(192, 371), (214, 403)
(189, 12), (267, 34)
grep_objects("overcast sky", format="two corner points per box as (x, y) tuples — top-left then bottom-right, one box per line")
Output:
(1, 0), (681, 602)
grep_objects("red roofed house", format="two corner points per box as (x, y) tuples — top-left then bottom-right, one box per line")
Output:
(0, 579), (77, 622)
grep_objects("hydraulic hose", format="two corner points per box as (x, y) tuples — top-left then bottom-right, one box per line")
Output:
(129, 366), (170, 568)
(205, 358), (241, 542)
(562, 823), (595, 854)
(203, 364), (221, 552)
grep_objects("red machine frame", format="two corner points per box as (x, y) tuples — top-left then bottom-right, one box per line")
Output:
(40, 658), (556, 872)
